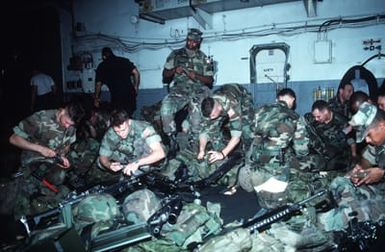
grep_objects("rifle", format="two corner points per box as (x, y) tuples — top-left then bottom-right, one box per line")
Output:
(147, 194), (183, 237)
(194, 151), (243, 189)
(20, 171), (146, 236)
(242, 190), (328, 233)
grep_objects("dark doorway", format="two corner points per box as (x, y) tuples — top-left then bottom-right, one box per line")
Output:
(0, 1), (63, 178)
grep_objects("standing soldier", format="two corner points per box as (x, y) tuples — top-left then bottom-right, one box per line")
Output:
(161, 28), (214, 156)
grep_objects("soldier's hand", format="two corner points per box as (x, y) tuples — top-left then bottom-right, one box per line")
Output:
(186, 70), (197, 80)
(122, 162), (140, 176)
(39, 146), (56, 158)
(197, 151), (205, 160)
(58, 156), (71, 169)
(175, 66), (184, 74)
(355, 167), (385, 186)
(207, 150), (225, 164)
(110, 162), (124, 172)
(350, 164), (365, 185)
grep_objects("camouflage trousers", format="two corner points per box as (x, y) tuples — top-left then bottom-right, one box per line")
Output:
(329, 176), (385, 206)
(238, 153), (332, 208)
(160, 83), (211, 134)
(317, 198), (385, 232)
(317, 176), (385, 231)
(198, 214), (331, 252)
(163, 149), (240, 187)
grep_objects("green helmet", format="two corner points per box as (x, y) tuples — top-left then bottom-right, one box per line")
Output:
(73, 193), (120, 232)
(122, 189), (161, 224)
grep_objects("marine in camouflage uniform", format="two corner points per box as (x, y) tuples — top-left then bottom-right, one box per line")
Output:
(304, 100), (352, 174)
(67, 106), (113, 186)
(318, 102), (385, 231)
(238, 89), (311, 204)
(98, 109), (166, 176)
(8, 102), (85, 218)
(198, 83), (255, 157)
(178, 84), (253, 185)
(160, 28), (214, 151)
(328, 82), (354, 119)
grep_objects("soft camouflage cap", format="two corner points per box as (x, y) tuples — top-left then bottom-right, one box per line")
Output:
(187, 28), (203, 41)
(349, 102), (378, 142)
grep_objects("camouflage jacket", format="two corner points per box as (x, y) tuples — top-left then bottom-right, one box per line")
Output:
(99, 120), (162, 162)
(164, 47), (213, 88)
(200, 84), (254, 140)
(304, 111), (349, 157)
(362, 144), (385, 169)
(328, 96), (350, 119)
(13, 109), (76, 166)
(252, 101), (309, 156)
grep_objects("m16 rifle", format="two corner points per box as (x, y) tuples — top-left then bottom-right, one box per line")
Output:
(242, 190), (328, 233)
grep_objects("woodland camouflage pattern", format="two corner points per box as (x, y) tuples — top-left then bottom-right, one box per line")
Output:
(13, 109), (76, 166)
(161, 44), (213, 134)
(122, 189), (161, 224)
(99, 120), (162, 163)
(11, 109), (77, 217)
(73, 193), (121, 239)
(304, 111), (351, 171)
(239, 101), (309, 194)
(199, 84), (255, 151)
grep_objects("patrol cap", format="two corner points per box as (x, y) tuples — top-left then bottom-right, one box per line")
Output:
(349, 102), (378, 142)
(187, 28), (203, 41)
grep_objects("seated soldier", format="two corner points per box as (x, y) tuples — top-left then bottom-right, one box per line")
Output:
(328, 81), (354, 119)
(98, 108), (166, 176)
(8, 102), (85, 218)
(66, 105), (112, 187)
(318, 102), (385, 234)
(304, 100), (353, 173)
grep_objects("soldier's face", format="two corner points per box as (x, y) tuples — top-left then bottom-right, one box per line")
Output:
(210, 102), (222, 120)
(113, 120), (129, 139)
(378, 96), (385, 111)
(340, 85), (354, 102)
(365, 122), (385, 146)
(312, 108), (332, 124)
(186, 39), (199, 50)
(58, 110), (75, 129)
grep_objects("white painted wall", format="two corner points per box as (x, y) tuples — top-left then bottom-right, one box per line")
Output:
(61, 0), (385, 90)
